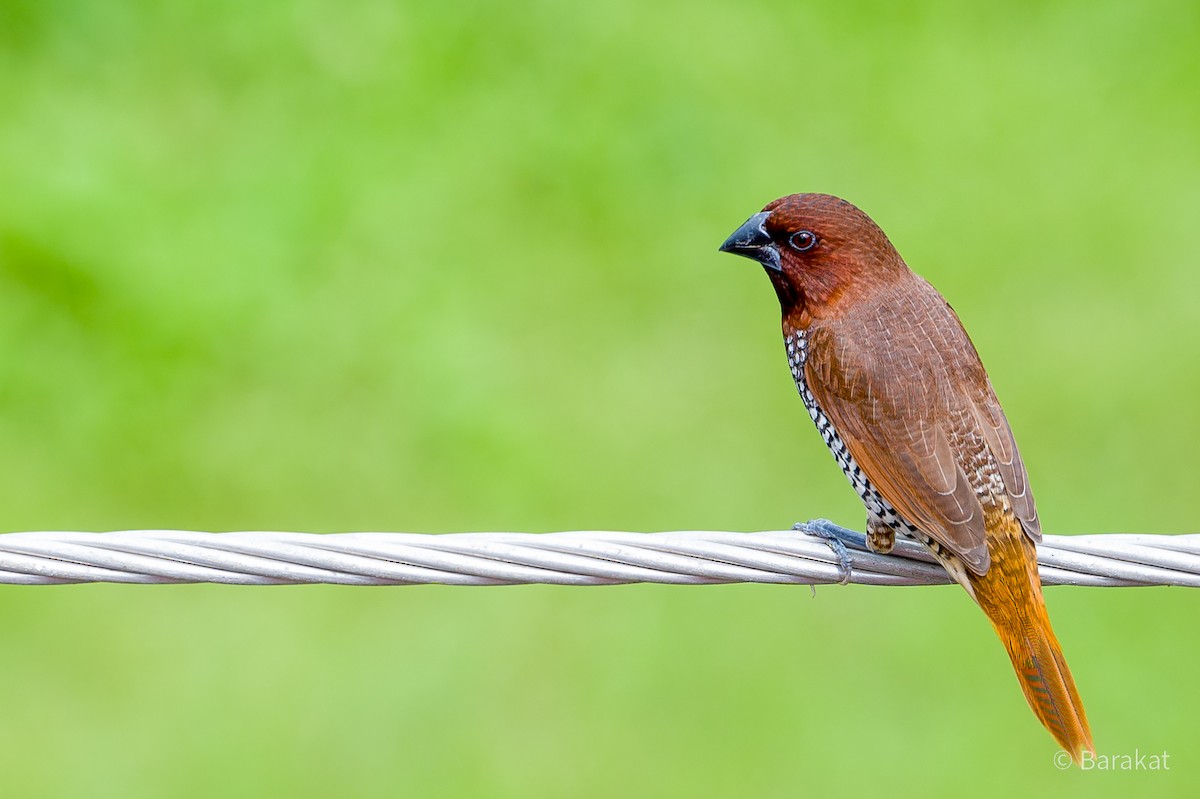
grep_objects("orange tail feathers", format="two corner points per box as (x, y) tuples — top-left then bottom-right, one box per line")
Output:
(968, 521), (1094, 762)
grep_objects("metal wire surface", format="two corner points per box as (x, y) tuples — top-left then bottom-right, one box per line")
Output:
(0, 521), (1196, 588)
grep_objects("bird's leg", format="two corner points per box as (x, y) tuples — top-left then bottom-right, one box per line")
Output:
(866, 518), (895, 555)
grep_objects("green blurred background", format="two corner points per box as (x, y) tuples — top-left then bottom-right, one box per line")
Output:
(0, 0), (1197, 796)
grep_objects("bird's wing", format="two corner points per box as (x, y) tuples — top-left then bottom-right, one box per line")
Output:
(803, 295), (1038, 575)
(972, 386), (1041, 540)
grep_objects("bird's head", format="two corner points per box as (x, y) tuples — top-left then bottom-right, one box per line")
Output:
(719, 193), (909, 320)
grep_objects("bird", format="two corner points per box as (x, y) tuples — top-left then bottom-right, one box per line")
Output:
(718, 193), (1094, 761)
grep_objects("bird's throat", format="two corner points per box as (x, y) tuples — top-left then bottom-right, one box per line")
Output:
(767, 268), (802, 314)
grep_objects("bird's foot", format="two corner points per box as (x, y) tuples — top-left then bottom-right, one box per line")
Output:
(794, 519), (863, 586)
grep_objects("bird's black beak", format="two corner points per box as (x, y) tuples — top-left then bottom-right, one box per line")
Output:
(718, 211), (781, 272)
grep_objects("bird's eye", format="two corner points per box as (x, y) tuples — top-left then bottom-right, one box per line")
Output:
(788, 230), (818, 252)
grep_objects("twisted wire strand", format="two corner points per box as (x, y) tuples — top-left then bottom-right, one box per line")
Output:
(0, 522), (1197, 587)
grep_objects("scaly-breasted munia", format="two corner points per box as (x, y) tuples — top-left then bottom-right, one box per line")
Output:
(720, 193), (1093, 761)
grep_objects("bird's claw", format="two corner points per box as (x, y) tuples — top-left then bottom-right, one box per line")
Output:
(794, 519), (864, 587)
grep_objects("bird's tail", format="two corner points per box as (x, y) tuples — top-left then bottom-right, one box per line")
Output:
(966, 518), (1094, 763)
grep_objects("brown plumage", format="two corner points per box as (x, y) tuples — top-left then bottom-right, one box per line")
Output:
(720, 193), (1093, 761)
